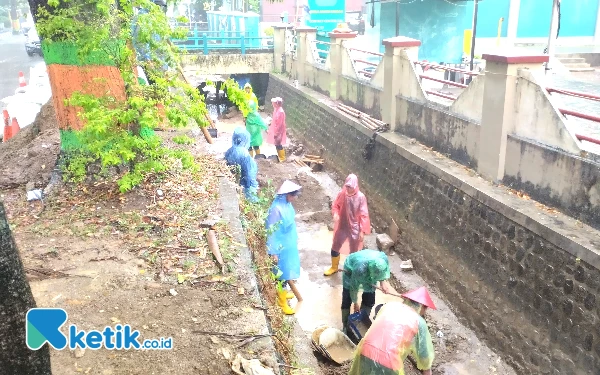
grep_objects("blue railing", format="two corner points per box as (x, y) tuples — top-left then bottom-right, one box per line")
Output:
(172, 29), (274, 55)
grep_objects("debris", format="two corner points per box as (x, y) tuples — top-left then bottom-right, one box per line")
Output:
(232, 353), (276, 375)
(238, 287), (245, 295)
(210, 336), (221, 344)
(222, 347), (232, 360)
(400, 260), (413, 271)
(26, 189), (43, 202)
(169, 288), (178, 296)
(376, 233), (395, 251)
(207, 229), (225, 273)
(110, 317), (120, 323)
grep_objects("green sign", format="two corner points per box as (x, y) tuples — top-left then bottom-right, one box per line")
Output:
(306, 0), (346, 33)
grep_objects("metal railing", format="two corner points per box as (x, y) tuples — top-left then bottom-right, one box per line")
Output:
(172, 30), (273, 55)
(347, 47), (383, 80)
(310, 40), (330, 65)
(546, 87), (600, 146)
(415, 61), (479, 101)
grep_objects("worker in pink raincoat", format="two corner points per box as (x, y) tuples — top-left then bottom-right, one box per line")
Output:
(324, 174), (371, 276)
(267, 97), (287, 162)
(349, 287), (436, 375)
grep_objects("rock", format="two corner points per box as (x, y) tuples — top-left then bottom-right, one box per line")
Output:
(25, 181), (35, 191)
(199, 219), (218, 228)
(145, 282), (162, 290)
(74, 348), (85, 358)
(327, 222), (334, 231)
(169, 288), (178, 296)
(400, 259), (413, 271)
(376, 233), (395, 251)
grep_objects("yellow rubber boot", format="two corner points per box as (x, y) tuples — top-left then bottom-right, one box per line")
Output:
(324, 255), (340, 276)
(248, 148), (254, 157)
(255, 147), (261, 155)
(277, 149), (286, 162)
(285, 290), (294, 300)
(277, 289), (295, 315)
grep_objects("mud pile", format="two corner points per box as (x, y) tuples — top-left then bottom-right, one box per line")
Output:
(0, 100), (60, 189)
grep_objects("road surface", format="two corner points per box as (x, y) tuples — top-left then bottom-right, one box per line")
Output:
(0, 31), (45, 114)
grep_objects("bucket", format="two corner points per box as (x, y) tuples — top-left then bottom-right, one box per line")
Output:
(347, 311), (372, 344)
(208, 128), (217, 138)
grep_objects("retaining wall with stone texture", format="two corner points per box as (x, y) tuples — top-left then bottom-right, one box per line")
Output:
(266, 74), (600, 374)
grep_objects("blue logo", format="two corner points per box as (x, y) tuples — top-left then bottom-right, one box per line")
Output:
(26, 308), (172, 350)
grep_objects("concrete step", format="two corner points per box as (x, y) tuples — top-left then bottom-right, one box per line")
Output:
(563, 62), (592, 69)
(567, 67), (596, 72)
(557, 57), (586, 64)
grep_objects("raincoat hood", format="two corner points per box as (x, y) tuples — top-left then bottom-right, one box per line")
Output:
(244, 83), (252, 90)
(231, 127), (251, 148)
(401, 287), (436, 310)
(277, 180), (302, 195)
(344, 174), (359, 194)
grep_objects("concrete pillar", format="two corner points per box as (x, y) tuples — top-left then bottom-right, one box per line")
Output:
(594, 0), (600, 42)
(478, 53), (549, 181)
(328, 31), (357, 100)
(506, 0), (521, 47)
(273, 23), (292, 73)
(381, 36), (421, 131)
(296, 27), (317, 85)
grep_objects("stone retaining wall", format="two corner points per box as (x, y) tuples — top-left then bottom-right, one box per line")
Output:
(266, 74), (600, 374)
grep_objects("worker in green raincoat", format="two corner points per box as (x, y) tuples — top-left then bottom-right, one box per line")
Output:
(341, 249), (392, 333)
(349, 287), (436, 375)
(245, 99), (268, 157)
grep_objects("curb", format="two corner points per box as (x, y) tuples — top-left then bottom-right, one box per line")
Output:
(218, 177), (282, 371)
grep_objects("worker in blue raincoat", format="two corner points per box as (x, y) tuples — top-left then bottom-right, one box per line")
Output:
(224, 127), (258, 202)
(266, 180), (302, 315)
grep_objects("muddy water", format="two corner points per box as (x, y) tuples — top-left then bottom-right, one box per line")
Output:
(292, 222), (403, 332)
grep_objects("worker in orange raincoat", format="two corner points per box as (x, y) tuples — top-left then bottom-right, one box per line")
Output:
(324, 174), (371, 276)
(349, 287), (436, 375)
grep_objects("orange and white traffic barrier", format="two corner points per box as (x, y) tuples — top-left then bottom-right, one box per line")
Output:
(18, 71), (27, 87)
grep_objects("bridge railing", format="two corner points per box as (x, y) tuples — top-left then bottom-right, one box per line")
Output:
(173, 30), (274, 55)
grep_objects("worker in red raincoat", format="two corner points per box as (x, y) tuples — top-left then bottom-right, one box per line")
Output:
(349, 287), (436, 375)
(267, 97), (287, 162)
(324, 174), (371, 276)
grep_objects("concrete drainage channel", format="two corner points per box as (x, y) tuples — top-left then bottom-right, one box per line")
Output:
(204, 118), (517, 374)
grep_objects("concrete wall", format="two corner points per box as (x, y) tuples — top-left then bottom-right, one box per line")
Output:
(505, 135), (600, 227)
(395, 97), (480, 168)
(266, 74), (600, 374)
(181, 52), (274, 76)
(338, 76), (383, 121)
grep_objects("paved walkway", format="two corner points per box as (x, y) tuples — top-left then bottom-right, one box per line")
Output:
(546, 71), (600, 140)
